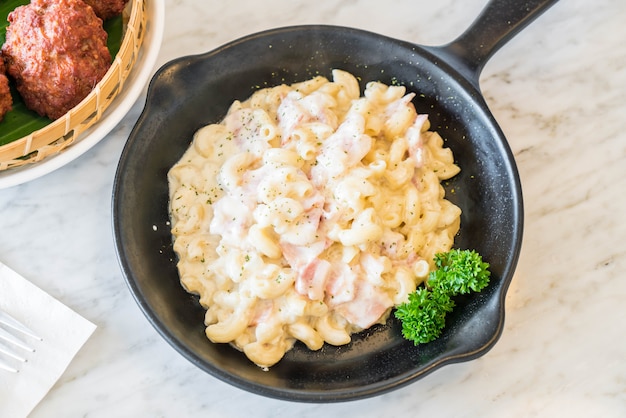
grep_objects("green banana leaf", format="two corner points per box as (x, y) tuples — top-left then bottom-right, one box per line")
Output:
(0, 0), (124, 146)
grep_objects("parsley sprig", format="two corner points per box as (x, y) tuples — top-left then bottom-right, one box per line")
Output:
(394, 249), (491, 345)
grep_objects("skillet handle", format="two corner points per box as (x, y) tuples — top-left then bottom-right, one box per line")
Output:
(433, 0), (559, 85)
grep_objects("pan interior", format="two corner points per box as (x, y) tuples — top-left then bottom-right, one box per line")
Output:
(113, 25), (523, 402)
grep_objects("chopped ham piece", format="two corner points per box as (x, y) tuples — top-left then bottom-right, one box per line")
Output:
(333, 279), (393, 330)
(280, 240), (327, 269)
(249, 299), (274, 326)
(324, 263), (357, 306)
(295, 258), (332, 301)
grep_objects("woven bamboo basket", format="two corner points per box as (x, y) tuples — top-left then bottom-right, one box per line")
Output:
(0, 0), (147, 170)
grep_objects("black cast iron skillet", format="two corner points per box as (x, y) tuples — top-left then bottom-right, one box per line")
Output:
(113, 0), (558, 402)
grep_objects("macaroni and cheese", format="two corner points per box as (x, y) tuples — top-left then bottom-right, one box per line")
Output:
(168, 70), (461, 368)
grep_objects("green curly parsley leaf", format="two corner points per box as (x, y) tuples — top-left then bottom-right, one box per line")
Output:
(395, 288), (455, 345)
(394, 249), (491, 346)
(429, 249), (491, 295)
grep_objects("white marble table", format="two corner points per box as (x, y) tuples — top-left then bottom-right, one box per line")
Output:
(2, 0), (625, 416)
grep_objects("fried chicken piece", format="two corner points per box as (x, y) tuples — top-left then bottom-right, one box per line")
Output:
(2, 0), (112, 120)
(0, 58), (12, 122)
(82, 0), (129, 20)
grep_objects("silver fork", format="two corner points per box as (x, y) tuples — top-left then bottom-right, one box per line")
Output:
(0, 309), (43, 373)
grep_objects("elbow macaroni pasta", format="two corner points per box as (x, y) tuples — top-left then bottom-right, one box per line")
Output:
(168, 69), (462, 368)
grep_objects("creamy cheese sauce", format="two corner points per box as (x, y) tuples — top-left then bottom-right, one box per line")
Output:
(168, 70), (461, 368)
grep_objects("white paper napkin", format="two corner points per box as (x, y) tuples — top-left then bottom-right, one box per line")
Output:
(0, 262), (96, 418)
